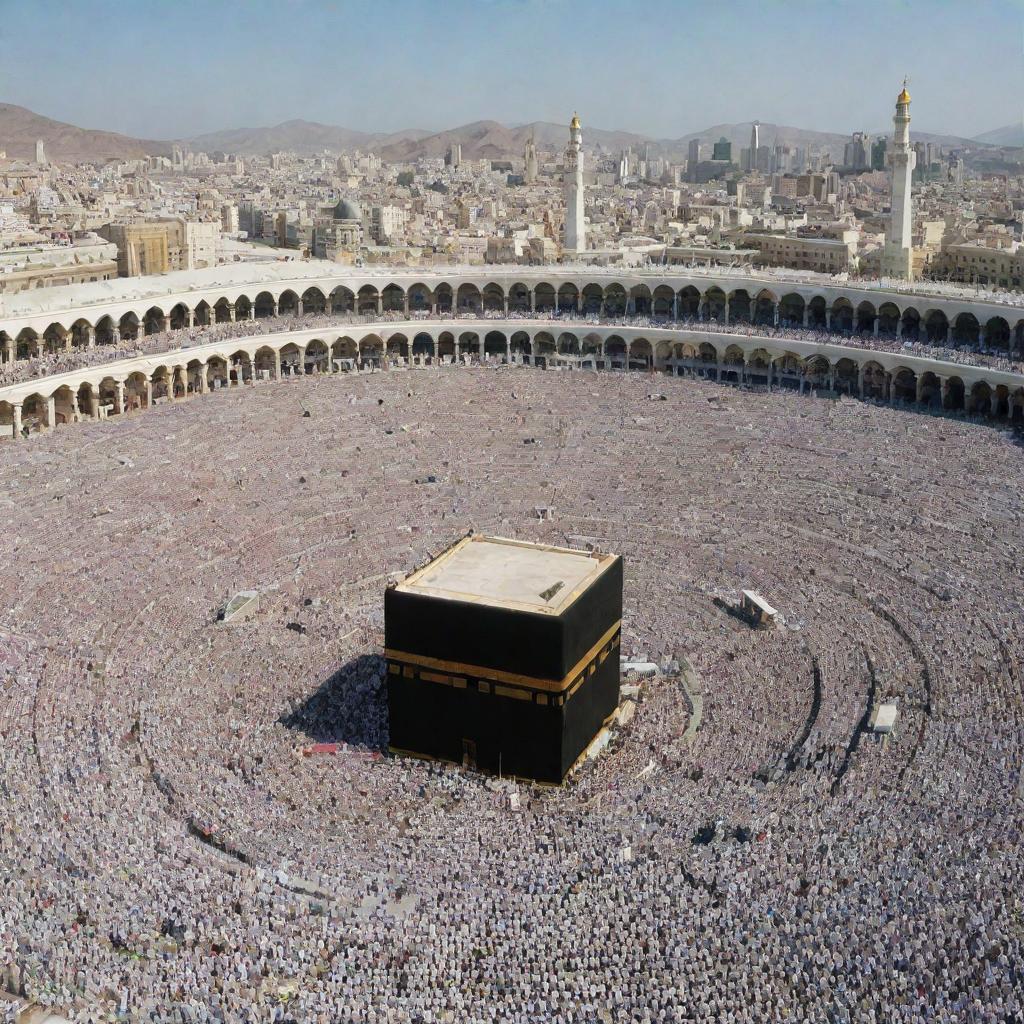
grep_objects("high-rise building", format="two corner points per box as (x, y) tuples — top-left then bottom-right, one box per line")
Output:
(524, 137), (538, 183)
(712, 137), (732, 162)
(34, 139), (47, 166)
(747, 122), (760, 171)
(687, 139), (701, 182)
(563, 113), (585, 253)
(881, 82), (916, 281)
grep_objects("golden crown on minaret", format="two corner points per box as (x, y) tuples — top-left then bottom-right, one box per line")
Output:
(570, 112), (581, 130)
(897, 80), (911, 104)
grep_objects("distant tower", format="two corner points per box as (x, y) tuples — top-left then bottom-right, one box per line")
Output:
(34, 139), (47, 166)
(564, 112), (585, 254)
(524, 136), (538, 183)
(880, 80), (916, 281)
(749, 122), (760, 171)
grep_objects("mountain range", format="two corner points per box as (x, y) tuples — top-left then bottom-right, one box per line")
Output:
(0, 102), (1021, 165)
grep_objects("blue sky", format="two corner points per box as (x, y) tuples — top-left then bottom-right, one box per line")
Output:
(1, 0), (1021, 139)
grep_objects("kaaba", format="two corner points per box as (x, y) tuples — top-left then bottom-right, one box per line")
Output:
(385, 535), (623, 783)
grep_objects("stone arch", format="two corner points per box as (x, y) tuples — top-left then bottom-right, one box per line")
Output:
(557, 332), (580, 356)
(533, 331), (556, 356)
(305, 339), (330, 372)
(630, 284), (652, 315)
(484, 330), (507, 358)
(50, 384), (77, 425)
(302, 287), (327, 315)
(697, 341), (718, 364)
(918, 371), (941, 408)
(151, 364), (174, 398)
(581, 283), (603, 314)
(381, 284), (405, 313)
(330, 286), (355, 314)
(807, 296), (827, 330)
(213, 297), (233, 324)
(143, 306), (165, 336)
(278, 289), (299, 317)
(94, 316), (115, 346)
(603, 283), (627, 316)
(778, 292), (805, 327)
(510, 331), (532, 357)
(604, 335), (627, 367)
(77, 380), (97, 415)
(753, 290), (777, 325)
(924, 308), (948, 343)
(628, 337), (652, 369)
(279, 342), (302, 375)
(458, 331), (480, 358)
(360, 334), (384, 364)
(557, 282), (579, 313)
(833, 358), (858, 393)
(437, 331), (456, 359)
(892, 367), (917, 403)
(943, 376), (965, 411)
(877, 302), (900, 336)
(205, 356), (230, 389)
(507, 283), (531, 313)
(193, 300), (212, 327)
(119, 312), (141, 341)
(386, 334), (409, 361)
(254, 291), (276, 318)
(704, 287), (726, 321)
(69, 318), (93, 349)
(804, 354), (831, 388)
(407, 283), (432, 312)
(985, 316), (1010, 350)
(953, 312), (979, 346)
(234, 294), (252, 321)
(16, 327), (40, 359)
(123, 370), (150, 411)
(968, 380), (992, 415)
(21, 391), (49, 431)
(43, 323), (68, 354)
(456, 283), (482, 314)
(357, 285), (379, 315)
(434, 283), (454, 314)
(412, 332), (434, 359)
(900, 306), (921, 340)
(855, 300), (876, 335)
(253, 346), (277, 379)
(830, 297), (853, 333)
(169, 303), (191, 330)
(728, 289), (751, 323)
(581, 332), (603, 357)
(0, 399), (14, 436)
(333, 337), (358, 362)
(678, 286), (701, 319)
(861, 360), (886, 399)
(652, 285), (675, 317)
(482, 283), (505, 313)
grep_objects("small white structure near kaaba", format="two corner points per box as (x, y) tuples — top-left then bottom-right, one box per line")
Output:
(869, 701), (899, 734)
(741, 590), (778, 627)
(222, 590), (259, 624)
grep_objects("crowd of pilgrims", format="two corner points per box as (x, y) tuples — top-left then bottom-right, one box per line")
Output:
(1, 364), (1023, 1023)
(1, 307), (1022, 389)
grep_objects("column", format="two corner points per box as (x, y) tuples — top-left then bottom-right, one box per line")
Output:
(198, 366), (208, 394)
(672, 293), (679, 320)
(698, 298), (706, 322)
(228, 304), (236, 323)
(296, 298), (304, 318)
(271, 299), (279, 318)
(946, 324), (953, 344)
(873, 316), (879, 337)
(298, 346), (307, 375)
(64, 332), (72, 352)
(529, 289), (536, 313)
(376, 294), (383, 315)
(145, 380), (153, 407)
(938, 375), (948, 409)
(990, 391), (1000, 417)
(248, 307), (256, 321)
(115, 381), (126, 414)
(886, 373), (896, 404)
(161, 316), (171, 333)
(478, 336), (485, 360)
(70, 390), (80, 422)
(723, 299), (730, 326)
(896, 319), (903, 338)
(187, 309), (196, 328)
(554, 291), (560, 314)
(802, 307), (809, 328)
(89, 387), (99, 417)
(454, 339), (461, 363)
(916, 375), (925, 404)
(46, 395), (55, 429)
(11, 402), (22, 440)
(3, 336), (12, 363)
(86, 326), (95, 349)
(773, 303), (780, 327)
(978, 325), (985, 349)
(431, 299), (437, 316)
(504, 337), (510, 362)
(111, 327), (121, 345)
(825, 311), (832, 331)
(857, 363), (867, 397)
(503, 296), (509, 316)
(404, 293), (410, 316)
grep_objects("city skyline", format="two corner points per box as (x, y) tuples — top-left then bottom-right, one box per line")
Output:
(1, 0), (1022, 141)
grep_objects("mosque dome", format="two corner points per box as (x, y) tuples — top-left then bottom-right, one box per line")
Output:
(570, 112), (581, 131)
(897, 86), (911, 104)
(333, 197), (362, 221)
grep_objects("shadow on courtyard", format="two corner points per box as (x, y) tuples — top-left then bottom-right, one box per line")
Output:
(279, 652), (389, 752)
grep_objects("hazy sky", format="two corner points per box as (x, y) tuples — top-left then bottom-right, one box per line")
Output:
(1, 0), (1022, 140)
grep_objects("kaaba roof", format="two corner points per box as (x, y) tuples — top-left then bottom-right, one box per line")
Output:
(394, 535), (617, 615)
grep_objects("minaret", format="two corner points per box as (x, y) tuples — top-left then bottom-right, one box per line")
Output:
(524, 136), (538, 183)
(563, 112), (585, 254)
(881, 80), (916, 280)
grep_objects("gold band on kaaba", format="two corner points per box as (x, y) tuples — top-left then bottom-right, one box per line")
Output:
(385, 619), (621, 700)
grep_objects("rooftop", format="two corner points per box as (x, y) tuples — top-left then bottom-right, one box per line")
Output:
(394, 535), (615, 615)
